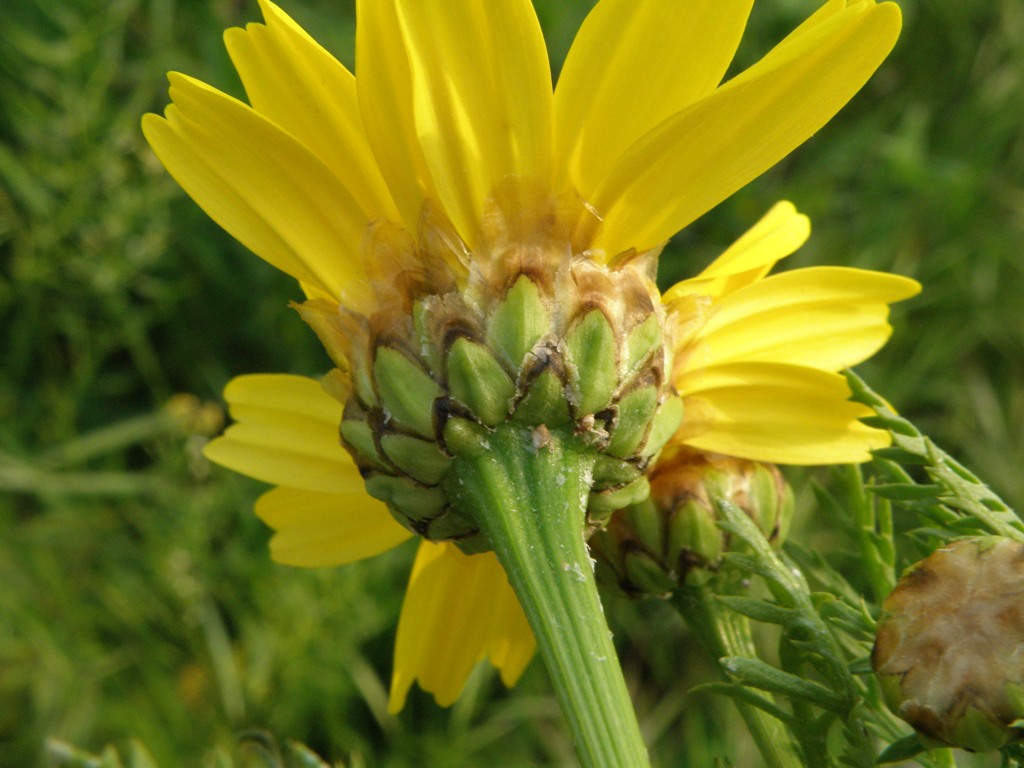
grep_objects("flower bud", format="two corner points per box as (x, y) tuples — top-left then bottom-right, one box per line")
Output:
(872, 536), (1024, 752)
(299, 185), (682, 554)
(591, 450), (793, 597)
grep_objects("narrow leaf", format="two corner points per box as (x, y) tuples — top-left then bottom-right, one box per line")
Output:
(721, 656), (847, 714)
(717, 595), (795, 626)
(691, 682), (792, 724)
(875, 734), (925, 763)
(869, 483), (942, 501)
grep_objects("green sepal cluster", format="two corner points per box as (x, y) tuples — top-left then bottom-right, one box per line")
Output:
(337, 271), (681, 554)
(592, 456), (793, 598)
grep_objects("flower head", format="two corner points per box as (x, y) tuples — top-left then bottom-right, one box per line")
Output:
(143, 0), (912, 711)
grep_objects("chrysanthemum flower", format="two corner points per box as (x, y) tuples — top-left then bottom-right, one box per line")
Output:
(142, 0), (912, 723)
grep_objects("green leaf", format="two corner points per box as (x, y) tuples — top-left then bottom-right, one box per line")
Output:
(869, 483), (942, 501)
(871, 446), (928, 464)
(717, 595), (795, 626)
(874, 734), (925, 763)
(721, 657), (847, 713)
(847, 370), (1024, 543)
(691, 682), (793, 723)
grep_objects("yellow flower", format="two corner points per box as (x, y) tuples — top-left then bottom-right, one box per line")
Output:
(142, 0), (911, 712)
(663, 201), (919, 465)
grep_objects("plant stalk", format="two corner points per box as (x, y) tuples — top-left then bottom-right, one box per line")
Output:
(673, 582), (804, 768)
(448, 424), (650, 768)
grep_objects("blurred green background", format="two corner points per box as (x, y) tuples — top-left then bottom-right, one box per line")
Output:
(1, 0), (1022, 765)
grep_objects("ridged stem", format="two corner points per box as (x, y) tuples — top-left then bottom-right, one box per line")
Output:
(447, 424), (650, 768)
(672, 583), (803, 768)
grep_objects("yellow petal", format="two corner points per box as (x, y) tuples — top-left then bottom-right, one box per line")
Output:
(390, 0), (553, 247)
(592, 1), (901, 257)
(203, 374), (357, 493)
(555, 0), (753, 201)
(223, 0), (399, 227)
(674, 362), (889, 464)
(255, 486), (410, 567)
(355, 0), (432, 230)
(142, 74), (374, 307)
(662, 201), (810, 304)
(697, 267), (921, 370)
(389, 541), (535, 713)
(749, 0), (849, 71)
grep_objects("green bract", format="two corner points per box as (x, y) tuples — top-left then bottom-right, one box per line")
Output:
(349, 273), (682, 552)
(303, 191), (682, 555)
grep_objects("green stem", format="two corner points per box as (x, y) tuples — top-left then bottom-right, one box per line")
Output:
(672, 583), (803, 768)
(447, 424), (650, 768)
(839, 464), (896, 605)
